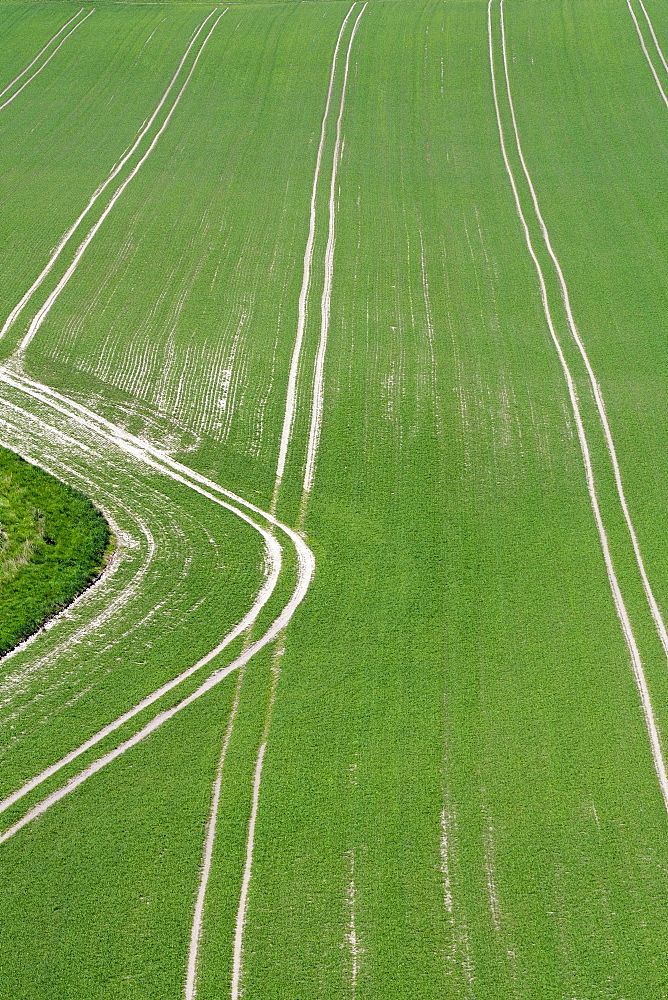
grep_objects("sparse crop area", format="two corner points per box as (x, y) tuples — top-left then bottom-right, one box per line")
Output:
(1, 0), (668, 997)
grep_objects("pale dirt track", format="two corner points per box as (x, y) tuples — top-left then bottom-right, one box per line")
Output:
(627, 0), (668, 109)
(0, 7), (219, 344)
(272, 1), (358, 501)
(184, 7), (368, 991)
(489, 0), (668, 811)
(4, 3), (668, 993)
(0, 9), (84, 100)
(0, 8), (92, 113)
(0, 368), (314, 843)
(224, 8), (369, 996)
(499, 0), (668, 670)
(15, 8), (227, 357)
(303, 1), (368, 496)
(637, 0), (668, 75)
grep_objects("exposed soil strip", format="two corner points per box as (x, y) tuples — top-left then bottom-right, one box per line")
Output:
(0, 369), (314, 836)
(0, 8), (85, 101)
(627, 0), (668, 109)
(303, 2), (368, 495)
(183, 6), (366, 995)
(489, 0), (668, 810)
(271, 1), (358, 504)
(500, 0), (668, 668)
(638, 0), (668, 75)
(0, 8), (218, 344)
(0, 9), (92, 113)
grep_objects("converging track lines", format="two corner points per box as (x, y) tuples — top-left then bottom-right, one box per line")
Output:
(489, 0), (668, 810)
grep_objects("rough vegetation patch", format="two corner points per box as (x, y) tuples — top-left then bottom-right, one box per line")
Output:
(0, 445), (112, 657)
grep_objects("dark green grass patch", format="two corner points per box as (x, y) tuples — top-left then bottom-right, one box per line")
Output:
(0, 446), (112, 657)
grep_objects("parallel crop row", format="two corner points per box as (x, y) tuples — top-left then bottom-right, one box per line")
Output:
(2, 1), (668, 997)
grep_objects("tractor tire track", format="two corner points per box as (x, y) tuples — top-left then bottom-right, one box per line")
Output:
(15, 8), (226, 358)
(637, 0), (668, 75)
(0, 369), (314, 836)
(225, 8), (368, 999)
(303, 2), (368, 495)
(499, 0), (668, 668)
(0, 9), (92, 113)
(184, 7), (367, 995)
(0, 8), (218, 343)
(627, 0), (668, 109)
(489, 0), (668, 810)
(271, 0), (358, 504)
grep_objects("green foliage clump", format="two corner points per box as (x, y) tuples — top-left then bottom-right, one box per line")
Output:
(0, 446), (112, 657)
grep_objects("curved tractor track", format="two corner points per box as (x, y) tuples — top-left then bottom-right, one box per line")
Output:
(0, 4), (314, 849)
(0, 367), (314, 843)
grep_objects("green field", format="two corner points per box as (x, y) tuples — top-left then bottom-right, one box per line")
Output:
(0, 445), (111, 656)
(1, 0), (668, 996)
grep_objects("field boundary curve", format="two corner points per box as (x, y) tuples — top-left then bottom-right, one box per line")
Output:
(1, 369), (313, 569)
(0, 457), (150, 679)
(0, 510), (311, 845)
(0, 396), (164, 681)
(0, 369), (314, 830)
(627, 0), (668, 109)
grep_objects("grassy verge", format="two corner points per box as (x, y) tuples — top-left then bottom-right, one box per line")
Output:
(0, 446), (112, 657)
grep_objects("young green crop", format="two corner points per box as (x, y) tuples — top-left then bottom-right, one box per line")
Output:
(2, 1), (668, 997)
